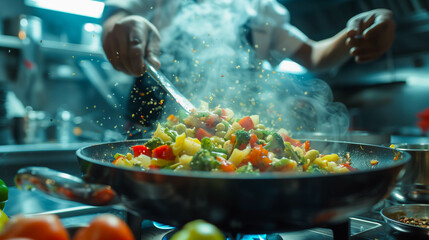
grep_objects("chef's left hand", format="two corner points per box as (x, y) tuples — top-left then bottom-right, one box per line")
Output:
(346, 9), (396, 63)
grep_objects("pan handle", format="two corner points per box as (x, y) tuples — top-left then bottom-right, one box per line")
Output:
(15, 167), (120, 206)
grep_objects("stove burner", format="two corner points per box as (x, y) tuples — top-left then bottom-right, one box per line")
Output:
(39, 205), (383, 240)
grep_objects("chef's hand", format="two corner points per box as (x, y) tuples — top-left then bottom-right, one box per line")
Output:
(346, 9), (396, 63)
(102, 14), (161, 76)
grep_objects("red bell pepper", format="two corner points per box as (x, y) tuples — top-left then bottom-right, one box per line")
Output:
(132, 145), (152, 157)
(339, 163), (357, 171)
(216, 156), (237, 172)
(238, 116), (254, 131)
(205, 114), (220, 129)
(195, 128), (213, 141)
(249, 134), (259, 148)
(152, 145), (175, 161)
(304, 140), (310, 152)
(280, 133), (302, 147)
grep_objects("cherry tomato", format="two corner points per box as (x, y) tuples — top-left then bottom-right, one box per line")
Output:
(72, 214), (134, 240)
(0, 214), (69, 240)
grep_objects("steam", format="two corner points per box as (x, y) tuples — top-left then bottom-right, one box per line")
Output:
(157, 0), (349, 136)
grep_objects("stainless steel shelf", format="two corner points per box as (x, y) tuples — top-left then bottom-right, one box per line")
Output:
(0, 34), (24, 49)
(40, 40), (104, 58)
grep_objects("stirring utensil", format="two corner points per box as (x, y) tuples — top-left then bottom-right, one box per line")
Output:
(144, 60), (195, 113)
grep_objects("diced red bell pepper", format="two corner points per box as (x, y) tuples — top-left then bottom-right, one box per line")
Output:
(113, 155), (125, 164)
(339, 163), (357, 171)
(238, 116), (254, 131)
(216, 156), (237, 172)
(148, 164), (161, 170)
(132, 145), (152, 157)
(204, 114), (219, 129)
(304, 140), (310, 152)
(280, 133), (302, 147)
(152, 145), (176, 161)
(249, 134), (258, 148)
(196, 128), (213, 141)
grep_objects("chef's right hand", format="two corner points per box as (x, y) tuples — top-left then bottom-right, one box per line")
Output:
(102, 14), (161, 76)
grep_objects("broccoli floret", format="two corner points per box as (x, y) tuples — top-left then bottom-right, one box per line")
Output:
(163, 128), (178, 141)
(190, 149), (221, 171)
(234, 129), (251, 149)
(145, 137), (164, 150)
(306, 165), (328, 174)
(263, 133), (285, 157)
(284, 142), (300, 162)
(201, 137), (215, 151)
(236, 163), (259, 174)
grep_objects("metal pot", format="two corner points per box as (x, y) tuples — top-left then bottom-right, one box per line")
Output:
(392, 143), (429, 203)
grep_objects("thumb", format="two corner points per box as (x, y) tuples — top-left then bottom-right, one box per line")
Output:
(145, 24), (162, 70)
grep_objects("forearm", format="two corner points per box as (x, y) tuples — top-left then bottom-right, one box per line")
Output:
(311, 28), (351, 72)
(292, 28), (351, 73)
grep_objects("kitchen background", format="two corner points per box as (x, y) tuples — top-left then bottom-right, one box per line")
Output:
(0, 0), (428, 146)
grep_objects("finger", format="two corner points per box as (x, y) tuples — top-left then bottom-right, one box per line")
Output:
(128, 28), (146, 76)
(349, 46), (379, 57)
(128, 44), (145, 76)
(363, 20), (390, 39)
(361, 14), (376, 31)
(145, 22), (162, 70)
(106, 38), (127, 72)
(114, 28), (136, 75)
(355, 53), (380, 63)
(346, 36), (366, 47)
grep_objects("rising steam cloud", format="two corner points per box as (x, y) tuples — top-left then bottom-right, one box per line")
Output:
(157, 0), (350, 136)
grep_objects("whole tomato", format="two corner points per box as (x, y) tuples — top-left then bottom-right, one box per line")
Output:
(0, 214), (69, 240)
(72, 214), (134, 240)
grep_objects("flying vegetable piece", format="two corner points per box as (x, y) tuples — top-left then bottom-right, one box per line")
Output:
(233, 129), (251, 150)
(190, 149), (221, 171)
(145, 137), (165, 150)
(264, 133), (285, 157)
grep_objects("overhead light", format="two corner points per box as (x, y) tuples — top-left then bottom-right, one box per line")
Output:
(24, 0), (105, 18)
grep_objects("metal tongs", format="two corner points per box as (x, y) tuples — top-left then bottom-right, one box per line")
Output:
(144, 60), (195, 113)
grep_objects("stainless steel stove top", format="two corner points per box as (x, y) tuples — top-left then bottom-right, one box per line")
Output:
(4, 187), (417, 240)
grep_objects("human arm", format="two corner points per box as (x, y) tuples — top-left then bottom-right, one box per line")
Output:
(102, 11), (161, 76)
(286, 9), (395, 73)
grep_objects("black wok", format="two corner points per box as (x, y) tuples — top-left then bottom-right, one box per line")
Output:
(16, 140), (409, 235)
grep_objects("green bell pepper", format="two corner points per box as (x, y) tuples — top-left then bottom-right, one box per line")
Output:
(0, 178), (8, 210)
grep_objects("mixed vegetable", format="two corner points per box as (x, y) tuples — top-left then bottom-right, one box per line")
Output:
(114, 106), (355, 174)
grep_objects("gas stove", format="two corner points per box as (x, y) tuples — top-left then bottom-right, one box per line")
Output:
(3, 187), (423, 240)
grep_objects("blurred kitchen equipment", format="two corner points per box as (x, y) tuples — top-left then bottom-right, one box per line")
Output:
(80, 23), (102, 47)
(12, 106), (51, 144)
(380, 204), (429, 236)
(295, 130), (391, 145)
(144, 60), (195, 113)
(392, 143), (429, 203)
(16, 140), (410, 237)
(3, 15), (42, 41)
